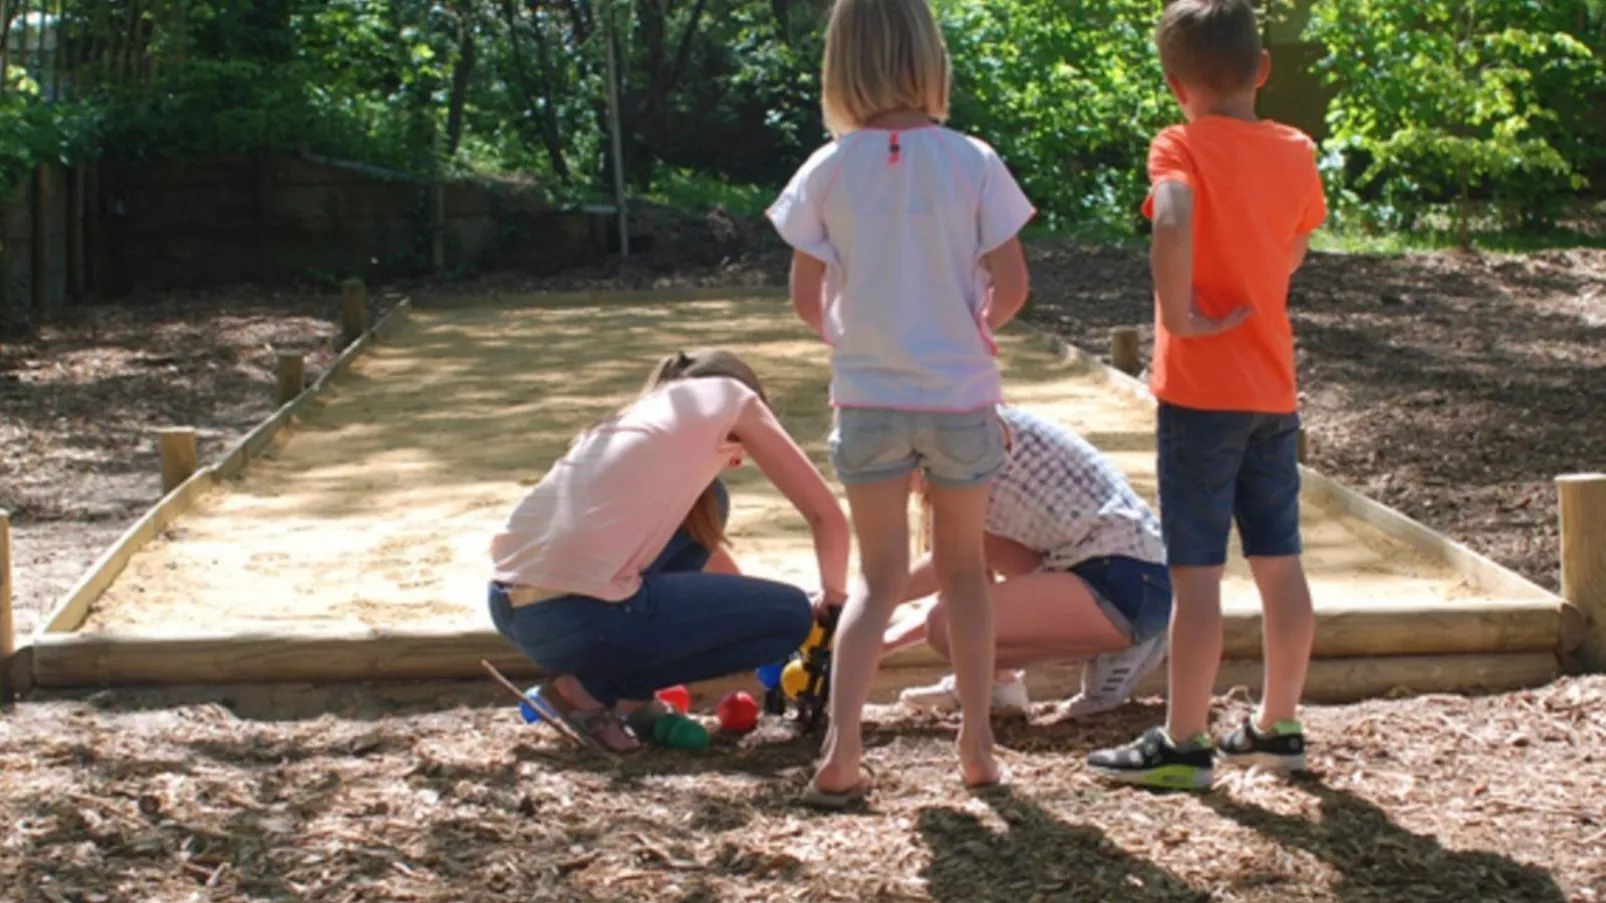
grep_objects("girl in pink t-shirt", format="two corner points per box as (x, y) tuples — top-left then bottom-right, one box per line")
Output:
(489, 349), (851, 752)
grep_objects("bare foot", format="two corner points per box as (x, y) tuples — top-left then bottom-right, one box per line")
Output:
(958, 726), (1002, 788)
(811, 740), (865, 795)
(553, 674), (605, 709)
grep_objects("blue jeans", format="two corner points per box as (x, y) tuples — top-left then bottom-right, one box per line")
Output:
(1157, 402), (1303, 568)
(1069, 555), (1174, 644)
(487, 483), (813, 706)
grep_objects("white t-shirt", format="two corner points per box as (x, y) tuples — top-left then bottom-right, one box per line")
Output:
(767, 126), (1035, 411)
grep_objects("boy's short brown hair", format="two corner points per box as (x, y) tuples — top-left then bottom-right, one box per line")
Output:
(1156, 0), (1262, 93)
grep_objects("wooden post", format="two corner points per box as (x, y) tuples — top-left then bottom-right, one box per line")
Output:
(340, 279), (367, 347)
(431, 183), (446, 274)
(158, 427), (198, 494)
(32, 163), (50, 316)
(85, 161), (105, 296)
(1, 510), (13, 702)
(602, 4), (630, 258)
(1297, 428), (1309, 464)
(1110, 326), (1141, 376)
(67, 163), (86, 300)
(1558, 473), (1606, 671)
(276, 351), (305, 406)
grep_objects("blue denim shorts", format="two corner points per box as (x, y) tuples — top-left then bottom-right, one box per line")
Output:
(1068, 555), (1173, 644)
(829, 406), (1007, 489)
(1157, 402), (1303, 568)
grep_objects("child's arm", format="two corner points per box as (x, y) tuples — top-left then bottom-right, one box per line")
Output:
(983, 237), (1030, 330)
(705, 546), (742, 575)
(732, 403), (851, 605)
(1290, 233), (1311, 274)
(1150, 181), (1252, 338)
(789, 251), (829, 338)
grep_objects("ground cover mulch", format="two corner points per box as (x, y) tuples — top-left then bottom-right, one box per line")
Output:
(1, 677), (1602, 902)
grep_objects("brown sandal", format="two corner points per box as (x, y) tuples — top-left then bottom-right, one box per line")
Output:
(529, 683), (640, 754)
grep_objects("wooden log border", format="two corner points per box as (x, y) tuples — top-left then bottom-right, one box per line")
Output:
(1044, 332), (1568, 607)
(28, 595), (1567, 687)
(29, 297), (415, 639)
(29, 626), (1559, 705)
(216, 298), (413, 481)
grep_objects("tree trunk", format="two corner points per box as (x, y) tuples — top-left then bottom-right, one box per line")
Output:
(445, 14), (478, 156)
(512, 1), (572, 179)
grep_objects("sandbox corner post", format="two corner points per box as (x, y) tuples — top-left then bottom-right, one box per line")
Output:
(340, 278), (368, 348)
(1, 509), (13, 702)
(1110, 326), (1142, 376)
(1557, 473), (1606, 672)
(158, 427), (199, 495)
(276, 350), (305, 407)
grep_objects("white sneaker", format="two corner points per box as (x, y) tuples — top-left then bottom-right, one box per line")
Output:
(899, 672), (1031, 715)
(1059, 633), (1168, 718)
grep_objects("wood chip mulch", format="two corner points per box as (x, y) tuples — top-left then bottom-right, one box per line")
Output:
(2, 677), (1603, 902)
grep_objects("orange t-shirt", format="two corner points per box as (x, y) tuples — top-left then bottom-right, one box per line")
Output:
(1142, 117), (1326, 414)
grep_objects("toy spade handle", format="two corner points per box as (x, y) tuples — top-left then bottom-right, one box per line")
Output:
(796, 609), (839, 733)
(801, 608), (838, 694)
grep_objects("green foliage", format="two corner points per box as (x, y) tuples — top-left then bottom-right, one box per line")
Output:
(937, 0), (1174, 236)
(6, 0), (1602, 245)
(0, 94), (102, 190)
(644, 165), (773, 217)
(1309, 0), (1606, 241)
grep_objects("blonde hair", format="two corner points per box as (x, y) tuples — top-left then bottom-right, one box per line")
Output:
(641, 348), (769, 551)
(820, 0), (951, 138)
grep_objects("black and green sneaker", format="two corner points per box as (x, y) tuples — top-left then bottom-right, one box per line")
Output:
(1086, 726), (1215, 790)
(1218, 717), (1307, 773)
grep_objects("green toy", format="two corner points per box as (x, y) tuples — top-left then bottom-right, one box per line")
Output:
(627, 706), (711, 751)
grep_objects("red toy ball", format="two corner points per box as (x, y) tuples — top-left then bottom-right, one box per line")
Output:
(716, 690), (759, 733)
(655, 685), (691, 714)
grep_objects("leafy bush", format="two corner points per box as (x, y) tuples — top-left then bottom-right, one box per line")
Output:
(1309, 0), (1606, 239)
(937, 0), (1173, 235)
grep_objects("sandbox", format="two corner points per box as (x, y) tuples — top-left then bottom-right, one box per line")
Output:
(16, 290), (1583, 701)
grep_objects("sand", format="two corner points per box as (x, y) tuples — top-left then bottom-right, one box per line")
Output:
(79, 295), (1526, 635)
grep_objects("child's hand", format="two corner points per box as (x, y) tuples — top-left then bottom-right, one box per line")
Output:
(1178, 297), (1253, 338)
(1194, 303), (1253, 335)
(809, 587), (847, 618)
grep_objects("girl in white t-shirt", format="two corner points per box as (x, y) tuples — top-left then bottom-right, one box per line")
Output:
(767, 0), (1035, 807)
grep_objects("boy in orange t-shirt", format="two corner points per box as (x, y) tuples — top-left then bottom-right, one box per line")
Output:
(1088, 0), (1326, 790)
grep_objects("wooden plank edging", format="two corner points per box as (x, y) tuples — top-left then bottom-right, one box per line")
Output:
(216, 299), (413, 481)
(1043, 332), (1565, 607)
(29, 627), (1557, 705)
(33, 466), (219, 636)
(30, 595), (1564, 688)
(32, 298), (415, 640)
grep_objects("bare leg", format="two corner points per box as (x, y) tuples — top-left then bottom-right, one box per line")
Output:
(925, 570), (1130, 669)
(1163, 565), (1224, 742)
(927, 482), (1000, 788)
(1247, 554), (1313, 728)
(812, 475), (911, 794)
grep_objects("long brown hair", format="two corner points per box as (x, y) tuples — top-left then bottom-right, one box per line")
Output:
(642, 348), (769, 551)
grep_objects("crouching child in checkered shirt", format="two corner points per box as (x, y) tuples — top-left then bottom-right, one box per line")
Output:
(883, 405), (1172, 718)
